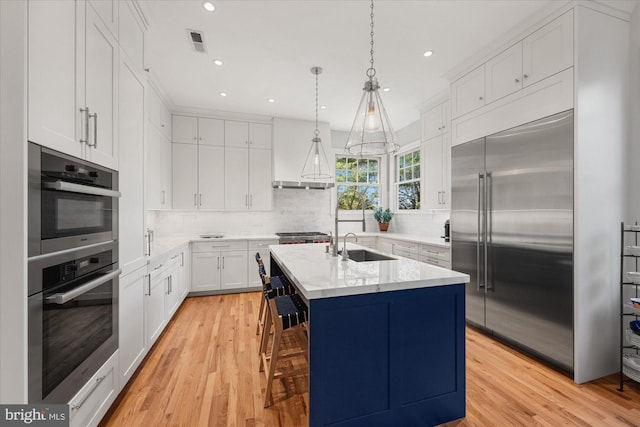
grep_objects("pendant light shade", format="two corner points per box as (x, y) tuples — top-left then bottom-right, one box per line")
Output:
(301, 66), (332, 180)
(345, 0), (398, 156)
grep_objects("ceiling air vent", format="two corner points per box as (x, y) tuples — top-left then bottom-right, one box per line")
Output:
(187, 29), (206, 53)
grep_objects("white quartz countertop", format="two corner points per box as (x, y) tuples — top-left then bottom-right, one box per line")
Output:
(269, 243), (468, 300)
(349, 232), (450, 248)
(148, 234), (279, 262)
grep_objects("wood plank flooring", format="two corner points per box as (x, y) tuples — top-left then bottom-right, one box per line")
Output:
(101, 292), (640, 427)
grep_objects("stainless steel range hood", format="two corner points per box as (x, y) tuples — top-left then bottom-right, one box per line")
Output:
(272, 180), (334, 190)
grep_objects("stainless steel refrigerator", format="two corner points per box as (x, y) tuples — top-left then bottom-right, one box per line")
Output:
(451, 110), (574, 373)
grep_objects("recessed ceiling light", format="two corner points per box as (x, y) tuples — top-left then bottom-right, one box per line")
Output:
(267, 98), (275, 103)
(320, 105), (327, 109)
(423, 50), (434, 57)
(203, 1), (215, 12)
(213, 59), (223, 66)
(382, 87), (391, 92)
(219, 92), (227, 97)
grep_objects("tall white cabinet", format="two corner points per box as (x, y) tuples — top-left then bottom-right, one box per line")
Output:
(28, 0), (118, 169)
(420, 100), (451, 210)
(172, 115), (225, 210)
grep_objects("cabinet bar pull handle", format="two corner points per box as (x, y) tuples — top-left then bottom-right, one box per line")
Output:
(515, 78), (520, 83)
(199, 193), (202, 206)
(71, 375), (106, 411)
(162, 190), (166, 205)
(88, 112), (98, 148)
(217, 257), (220, 270)
(80, 107), (89, 144)
(194, 194), (197, 206)
(222, 256), (225, 269)
(245, 195), (248, 206)
(249, 194), (253, 207)
(524, 74), (529, 79)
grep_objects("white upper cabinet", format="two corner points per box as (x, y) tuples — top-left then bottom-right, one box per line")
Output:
(522, 10), (573, 88)
(198, 118), (225, 146)
(421, 101), (449, 141)
(84, 5), (118, 169)
(249, 148), (273, 211)
(28, 0), (118, 169)
(118, 0), (145, 72)
(28, 0), (81, 158)
(172, 115), (198, 144)
(225, 120), (272, 149)
(224, 147), (250, 210)
(451, 65), (485, 119)
(173, 115), (224, 146)
(198, 145), (225, 210)
(422, 133), (450, 210)
(171, 143), (199, 209)
(485, 43), (523, 104)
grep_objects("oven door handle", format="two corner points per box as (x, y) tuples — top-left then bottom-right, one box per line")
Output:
(44, 181), (121, 198)
(46, 268), (121, 305)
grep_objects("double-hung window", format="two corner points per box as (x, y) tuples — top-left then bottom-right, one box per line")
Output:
(335, 156), (380, 210)
(396, 149), (421, 210)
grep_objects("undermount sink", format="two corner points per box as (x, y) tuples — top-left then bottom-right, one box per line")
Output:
(338, 249), (396, 262)
(199, 234), (224, 239)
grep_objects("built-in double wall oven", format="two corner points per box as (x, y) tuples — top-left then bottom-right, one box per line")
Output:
(28, 143), (120, 404)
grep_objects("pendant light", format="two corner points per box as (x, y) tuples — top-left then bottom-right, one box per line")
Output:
(301, 66), (332, 180)
(345, 0), (398, 156)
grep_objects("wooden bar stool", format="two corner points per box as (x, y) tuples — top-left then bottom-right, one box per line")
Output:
(254, 253), (294, 338)
(260, 292), (308, 407)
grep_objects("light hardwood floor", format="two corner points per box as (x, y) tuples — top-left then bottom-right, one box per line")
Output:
(101, 293), (640, 427)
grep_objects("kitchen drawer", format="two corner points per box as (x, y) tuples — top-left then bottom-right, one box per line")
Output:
(393, 246), (420, 260)
(420, 244), (450, 261)
(69, 351), (119, 427)
(148, 250), (180, 278)
(419, 254), (451, 269)
(248, 239), (278, 251)
(192, 240), (247, 253)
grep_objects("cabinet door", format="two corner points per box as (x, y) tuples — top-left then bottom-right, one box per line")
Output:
(145, 274), (167, 347)
(225, 120), (249, 147)
(225, 147), (249, 210)
(198, 118), (225, 146)
(28, 0), (82, 158)
(160, 138), (172, 208)
(172, 143), (198, 209)
(421, 103), (445, 141)
(178, 249), (190, 299)
(221, 250), (248, 289)
(118, 59), (145, 269)
(451, 65), (485, 118)
(165, 264), (181, 318)
(522, 10), (573, 88)
(146, 124), (164, 209)
(249, 148), (272, 210)
(485, 43), (523, 103)
(191, 252), (221, 291)
(198, 145), (225, 210)
(118, 0), (144, 72)
(423, 136), (445, 209)
(119, 270), (146, 384)
(249, 123), (272, 149)
(85, 5), (118, 169)
(172, 115), (198, 144)
(441, 133), (451, 209)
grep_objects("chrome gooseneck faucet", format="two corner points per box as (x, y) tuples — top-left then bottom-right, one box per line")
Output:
(333, 192), (366, 257)
(342, 233), (358, 261)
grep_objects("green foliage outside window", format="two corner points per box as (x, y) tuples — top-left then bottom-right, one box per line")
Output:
(336, 156), (379, 210)
(397, 149), (421, 210)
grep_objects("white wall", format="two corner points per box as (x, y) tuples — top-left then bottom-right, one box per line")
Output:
(0, 0), (28, 403)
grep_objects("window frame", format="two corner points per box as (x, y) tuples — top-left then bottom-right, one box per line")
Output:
(334, 154), (382, 211)
(394, 142), (422, 211)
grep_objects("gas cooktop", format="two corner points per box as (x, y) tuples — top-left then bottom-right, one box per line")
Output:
(276, 232), (329, 244)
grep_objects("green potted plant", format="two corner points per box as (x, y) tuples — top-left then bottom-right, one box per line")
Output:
(373, 207), (393, 232)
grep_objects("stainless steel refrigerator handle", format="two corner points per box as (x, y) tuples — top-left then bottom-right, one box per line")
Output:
(484, 171), (489, 293)
(46, 269), (121, 305)
(477, 173), (484, 291)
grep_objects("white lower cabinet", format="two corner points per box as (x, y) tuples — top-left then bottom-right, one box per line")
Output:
(118, 267), (146, 387)
(380, 237), (450, 268)
(164, 253), (182, 318)
(145, 262), (167, 347)
(248, 239), (278, 287)
(69, 351), (119, 427)
(419, 244), (451, 269)
(191, 241), (248, 292)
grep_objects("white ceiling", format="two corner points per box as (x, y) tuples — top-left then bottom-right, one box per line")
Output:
(141, 0), (637, 132)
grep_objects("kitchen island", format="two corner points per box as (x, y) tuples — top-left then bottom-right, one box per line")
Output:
(269, 243), (470, 427)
